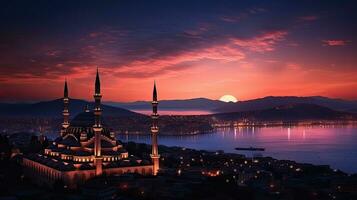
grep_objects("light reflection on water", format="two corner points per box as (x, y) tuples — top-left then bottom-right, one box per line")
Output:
(118, 125), (357, 173)
(132, 109), (212, 115)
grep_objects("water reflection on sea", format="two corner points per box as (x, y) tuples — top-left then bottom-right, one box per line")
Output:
(118, 125), (357, 173)
(131, 109), (212, 115)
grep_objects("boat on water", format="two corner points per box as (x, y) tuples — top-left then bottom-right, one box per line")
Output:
(235, 147), (265, 151)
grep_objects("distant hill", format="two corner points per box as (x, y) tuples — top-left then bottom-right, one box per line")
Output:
(214, 96), (357, 113)
(212, 103), (356, 121)
(104, 96), (357, 114)
(1, 96), (357, 119)
(0, 99), (141, 118)
(105, 98), (229, 111)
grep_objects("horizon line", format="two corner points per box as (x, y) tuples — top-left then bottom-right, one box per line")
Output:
(1, 95), (356, 104)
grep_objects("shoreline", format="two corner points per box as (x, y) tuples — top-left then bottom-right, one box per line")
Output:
(116, 122), (357, 136)
(128, 142), (356, 175)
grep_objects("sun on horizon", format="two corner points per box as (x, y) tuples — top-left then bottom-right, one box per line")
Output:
(219, 95), (238, 103)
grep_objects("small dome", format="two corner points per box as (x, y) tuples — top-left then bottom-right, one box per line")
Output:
(60, 135), (80, 147)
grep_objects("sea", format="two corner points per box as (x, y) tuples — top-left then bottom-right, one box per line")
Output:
(118, 109), (357, 174)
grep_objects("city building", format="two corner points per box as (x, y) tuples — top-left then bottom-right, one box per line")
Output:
(22, 69), (160, 188)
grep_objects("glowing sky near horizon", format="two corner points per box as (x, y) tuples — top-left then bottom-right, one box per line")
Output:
(0, 0), (357, 102)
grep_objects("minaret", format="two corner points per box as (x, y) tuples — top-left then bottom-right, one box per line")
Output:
(151, 81), (160, 175)
(93, 68), (103, 176)
(61, 79), (70, 137)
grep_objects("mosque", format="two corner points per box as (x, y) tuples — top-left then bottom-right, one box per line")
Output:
(22, 69), (160, 188)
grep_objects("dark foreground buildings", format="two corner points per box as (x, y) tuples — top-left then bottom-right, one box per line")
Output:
(22, 69), (160, 188)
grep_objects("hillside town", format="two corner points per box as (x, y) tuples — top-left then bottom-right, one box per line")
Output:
(1, 134), (357, 200)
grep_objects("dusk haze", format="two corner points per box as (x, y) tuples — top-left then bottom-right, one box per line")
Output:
(1, 1), (357, 200)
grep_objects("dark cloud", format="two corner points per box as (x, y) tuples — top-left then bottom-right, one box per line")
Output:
(322, 40), (350, 46)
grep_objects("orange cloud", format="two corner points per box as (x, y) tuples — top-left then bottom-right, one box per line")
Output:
(110, 43), (246, 78)
(231, 31), (287, 52)
(110, 31), (288, 79)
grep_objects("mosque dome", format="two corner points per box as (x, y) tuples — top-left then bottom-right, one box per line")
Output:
(64, 111), (112, 141)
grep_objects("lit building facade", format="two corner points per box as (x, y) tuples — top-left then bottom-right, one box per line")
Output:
(22, 69), (160, 188)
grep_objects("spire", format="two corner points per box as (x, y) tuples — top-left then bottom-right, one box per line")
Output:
(95, 67), (101, 94)
(93, 67), (103, 176)
(61, 78), (70, 135)
(151, 80), (160, 175)
(64, 79), (68, 98)
(153, 81), (157, 101)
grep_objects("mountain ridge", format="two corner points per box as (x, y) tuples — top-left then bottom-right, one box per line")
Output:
(104, 97), (229, 111)
(104, 96), (357, 113)
(212, 103), (356, 121)
(0, 98), (142, 118)
(215, 96), (357, 113)
(1, 96), (357, 119)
